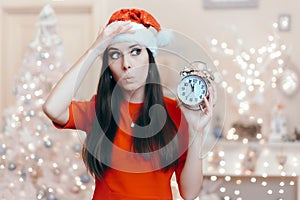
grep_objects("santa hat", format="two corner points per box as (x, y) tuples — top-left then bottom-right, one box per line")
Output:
(106, 8), (173, 56)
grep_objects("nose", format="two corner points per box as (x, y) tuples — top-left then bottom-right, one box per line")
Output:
(122, 54), (131, 70)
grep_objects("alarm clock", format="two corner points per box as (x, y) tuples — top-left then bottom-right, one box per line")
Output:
(177, 66), (214, 111)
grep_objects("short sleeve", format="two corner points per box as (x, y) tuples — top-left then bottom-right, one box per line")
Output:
(53, 95), (96, 133)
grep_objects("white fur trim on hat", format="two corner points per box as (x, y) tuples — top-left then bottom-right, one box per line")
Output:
(156, 29), (174, 47)
(108, 21), (173, 56)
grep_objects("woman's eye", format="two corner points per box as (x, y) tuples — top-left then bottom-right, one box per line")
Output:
(131, 48), (142, 56)
(109, 52), (121, 59)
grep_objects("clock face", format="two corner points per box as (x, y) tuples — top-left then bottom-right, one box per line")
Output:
(177, 75), (208, 107)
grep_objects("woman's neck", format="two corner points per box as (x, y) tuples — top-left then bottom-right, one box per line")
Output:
(123, 87), (145, 103)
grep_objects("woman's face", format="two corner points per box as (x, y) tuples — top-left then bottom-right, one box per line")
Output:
(107, 42), (149, 100)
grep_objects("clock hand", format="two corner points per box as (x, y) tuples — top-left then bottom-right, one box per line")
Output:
(189, 80), (195, 92)
(186, 90), (193, 100)
(185, 83), (194, 100)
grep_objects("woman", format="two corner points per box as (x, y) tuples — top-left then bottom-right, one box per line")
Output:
(43, 8), (214, 200)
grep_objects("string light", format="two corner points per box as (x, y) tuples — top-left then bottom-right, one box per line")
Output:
(208, 22), (292, 143)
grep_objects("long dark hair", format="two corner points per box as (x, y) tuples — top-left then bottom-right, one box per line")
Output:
(82, 48), (179, 180)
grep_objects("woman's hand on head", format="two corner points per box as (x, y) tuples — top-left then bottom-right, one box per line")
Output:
(91, 21), (134, 55)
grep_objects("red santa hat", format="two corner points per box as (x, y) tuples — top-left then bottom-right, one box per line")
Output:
(106, 8), (173, 56)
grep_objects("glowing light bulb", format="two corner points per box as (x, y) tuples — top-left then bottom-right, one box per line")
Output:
(210, 176), (217, 181)
(250, 177), (256, 183)
(261, 181), (267, 186)
(220, 187), (226, 192)
(224, 176), (231, 181)
(211, 38), (218, 46)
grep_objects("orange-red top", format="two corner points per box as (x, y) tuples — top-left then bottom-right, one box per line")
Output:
(107, 8), (161, 31)
(56, 96), (188, 200)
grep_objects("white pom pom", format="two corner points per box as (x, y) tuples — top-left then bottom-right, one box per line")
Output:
(156, 29), (173, 47)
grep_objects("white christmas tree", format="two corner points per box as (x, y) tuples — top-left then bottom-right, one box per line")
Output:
(0, 5), (93, 199)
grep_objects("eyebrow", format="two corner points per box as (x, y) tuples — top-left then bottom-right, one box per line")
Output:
(108, 44), (142, 51)
(129, 44), (141, 48)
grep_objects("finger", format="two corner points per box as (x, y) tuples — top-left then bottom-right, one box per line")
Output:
(114, 23), (134, 35)
(206, 87), (216, 109)
(203, 96), (211, 115)
(104, 22), (122, 36)
(98, 26), (104, 35)
(199, 104), (204, 112)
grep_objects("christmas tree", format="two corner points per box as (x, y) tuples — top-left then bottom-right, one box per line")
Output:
(0, 5), (93, 199)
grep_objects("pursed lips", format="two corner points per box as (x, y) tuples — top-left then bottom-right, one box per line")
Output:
(123, 74), (134, 82)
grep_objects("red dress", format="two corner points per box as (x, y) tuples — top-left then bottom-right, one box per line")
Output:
(55, 96), (188, 200)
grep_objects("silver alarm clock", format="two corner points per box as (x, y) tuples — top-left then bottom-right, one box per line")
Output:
(177, 62), (214, 111)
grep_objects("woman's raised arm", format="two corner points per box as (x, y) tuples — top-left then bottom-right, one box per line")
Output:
(42, 22), (133, 126)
